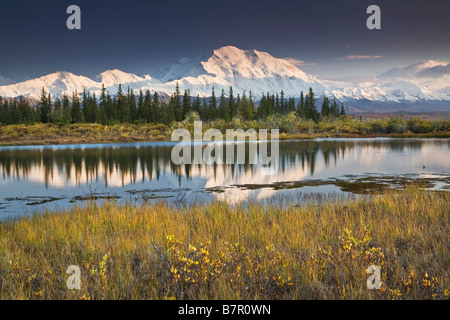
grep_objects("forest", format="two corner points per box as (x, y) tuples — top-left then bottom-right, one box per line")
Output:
(0, 84), (344, 125)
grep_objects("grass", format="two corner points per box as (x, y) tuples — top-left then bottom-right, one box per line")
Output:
(1, 116), (449, 146)
(0, 187), (448, 300)
(0, 123), (171, 146)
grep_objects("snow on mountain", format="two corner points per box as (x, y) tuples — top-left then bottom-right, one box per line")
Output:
(376, 60), (450, 100)
(203, 46), (316, 80)
(153, 56), (209, 83)
(153, 46), (327, 97)
(331, 80), (442, 103)
(0, 71), (100, 99)
(0, 47), (449, 110)
(98, 69), (154, 88)
(329, 60), (450, 103)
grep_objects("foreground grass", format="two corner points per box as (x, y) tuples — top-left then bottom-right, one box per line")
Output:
(0, 188), (448, 300)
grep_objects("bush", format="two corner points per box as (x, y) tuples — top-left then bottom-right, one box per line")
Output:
(407, 118), (435, 133)
(387, 118), (408, 133)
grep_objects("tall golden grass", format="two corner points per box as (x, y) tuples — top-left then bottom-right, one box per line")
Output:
(0, 188), (448, 300)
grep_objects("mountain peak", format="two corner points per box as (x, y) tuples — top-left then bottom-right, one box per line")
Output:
(212, 45), (247, 58)
(203, 46), (315, 81)
(98, 69), (146, 87)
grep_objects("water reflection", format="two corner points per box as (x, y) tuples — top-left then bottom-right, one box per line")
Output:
(0, 139), (449, 217)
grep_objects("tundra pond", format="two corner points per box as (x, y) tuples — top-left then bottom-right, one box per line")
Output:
(0, 138), (449, 219)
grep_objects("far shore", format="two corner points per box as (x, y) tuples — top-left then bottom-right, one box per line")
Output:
(0, 122), (449, 147)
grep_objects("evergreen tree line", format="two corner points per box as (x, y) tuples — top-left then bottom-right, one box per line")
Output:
(0, 83), (346, 125)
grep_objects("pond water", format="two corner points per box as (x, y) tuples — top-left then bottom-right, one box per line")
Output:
(0, 138), (449, 219)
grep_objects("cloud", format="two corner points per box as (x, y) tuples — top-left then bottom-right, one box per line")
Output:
(379, 60), (450, 79)
(335, 55), (383, 61)
(416, 63), (450, 78)
(282, 57), (317, 67)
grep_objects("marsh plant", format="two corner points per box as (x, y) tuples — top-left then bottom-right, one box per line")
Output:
(0, 188), (448, 300)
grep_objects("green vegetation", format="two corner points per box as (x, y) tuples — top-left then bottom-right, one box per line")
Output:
(0, 188), (448, 300)
(2, 85), (344, 125)
(1, 84), (449, 145)
(0, 115), (449, 146)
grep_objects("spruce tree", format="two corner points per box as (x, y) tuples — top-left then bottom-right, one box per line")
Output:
(256, 94), (267, 119)
(321, 96), (330, 118)
(82, 89), (89, 122)
(1, 99), (12, 124)
(106, 92), (116, 123)
(249, 91), (255, 119)
(228, 87), (236, 118)
(182, 89), (191, 119)
(280, 90), (285, 114)
(218, 89), (230, 121)
(208, 87), (217, 120)
(51, 98), (63, 123)
(331, 97), (339, 118)
(99, 84), (108, 124)
(71, 91), (83, 123)
(172, 82), (183, 121)
(116, 84), (127, 122)
(128, 88), (137, 122)
(193, 95), (201, 115)
(18, 97), (32, 124)
(201, 97), (208, 121)
(297, 91), (305, 119)
(275, 93), (280, 114)
(165, 98), (175, 124)
(306, 87), (319, 122)
(62, 93), (72, 124)
(238, 91), (253, 119)
(340, 103), (346, 117)
(151, 91), (160, 123)
(39, 87), (51, 123)
(138, 89), (147, 122)
(91, 93), (98, 123)
(10, 99), (20, 124)
(288, 97), (296, 113)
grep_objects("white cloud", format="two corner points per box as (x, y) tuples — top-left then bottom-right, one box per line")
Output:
(378, 60), (450, 79)
(416, 63), (450, 78)
(335, 55), (383, 61)
(282, 57), (317, 67)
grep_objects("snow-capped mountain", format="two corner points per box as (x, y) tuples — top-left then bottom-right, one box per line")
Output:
(0, 71), (99, 99)
(338, 60), (450, 102)
(152, 46), (328, 97)
(0, 46), (449, 112)
(157, 46), (319, 81)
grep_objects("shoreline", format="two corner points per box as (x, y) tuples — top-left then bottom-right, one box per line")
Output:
(1, 123), (449, 147)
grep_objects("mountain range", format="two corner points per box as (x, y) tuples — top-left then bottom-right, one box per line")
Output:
(1, 46), (449, 113)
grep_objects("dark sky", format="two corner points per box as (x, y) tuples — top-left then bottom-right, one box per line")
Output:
(0, 0), (449, 83)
